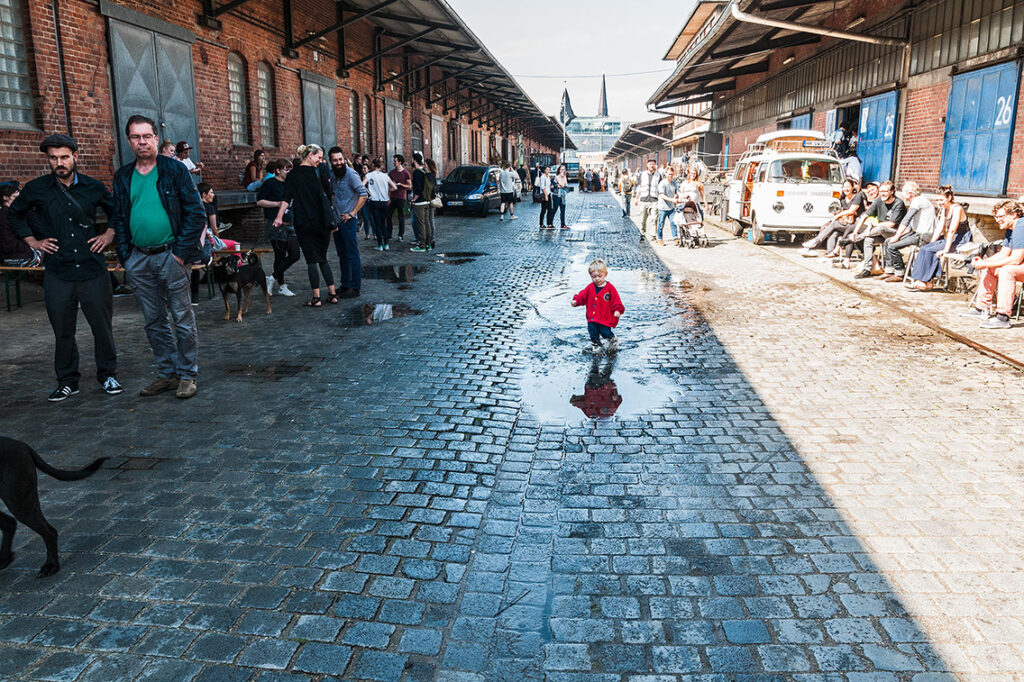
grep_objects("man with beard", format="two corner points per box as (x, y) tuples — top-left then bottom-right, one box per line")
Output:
(9, 134), (120, 401)
(327, 147), (368, 298)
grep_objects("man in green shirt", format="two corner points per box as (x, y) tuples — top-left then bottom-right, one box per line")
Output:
(109, 114), (206, 399)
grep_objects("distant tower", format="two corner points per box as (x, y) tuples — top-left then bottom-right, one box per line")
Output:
(597, 74), (608, 117)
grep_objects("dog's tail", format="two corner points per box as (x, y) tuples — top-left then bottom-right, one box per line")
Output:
(28, 446), (108, 481)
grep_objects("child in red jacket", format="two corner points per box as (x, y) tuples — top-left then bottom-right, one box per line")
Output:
(571, 259), (625, 352)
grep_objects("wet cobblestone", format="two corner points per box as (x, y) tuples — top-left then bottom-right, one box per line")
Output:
(1, 191), (1022, 680)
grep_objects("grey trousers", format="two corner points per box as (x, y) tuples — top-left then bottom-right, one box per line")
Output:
(639, 201), (658, 237)
(858, 224), (897, 270)
(125, 249), (198, 380)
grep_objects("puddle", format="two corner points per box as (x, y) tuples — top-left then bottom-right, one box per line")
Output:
(359, 303), (421, 325)
(227, 359), (314, 380)
(519, 258), (685, 422)
(434, 252), (486, 266)
(361, 265), (428, 282)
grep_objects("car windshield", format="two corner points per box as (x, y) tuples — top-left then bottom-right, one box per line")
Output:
(445, 167), (485, 185)
(768, 159), (842, 184)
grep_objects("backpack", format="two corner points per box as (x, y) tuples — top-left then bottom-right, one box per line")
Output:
(422, 172), (436, 201)
(620, 175), (633, 193)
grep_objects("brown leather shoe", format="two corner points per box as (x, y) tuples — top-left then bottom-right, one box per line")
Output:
(176, 379), (197, 399)
(882, 274), (903, 282)
(140, 376), (178, 397)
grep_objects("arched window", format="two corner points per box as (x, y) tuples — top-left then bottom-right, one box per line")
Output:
(350, 91), (360, 154)
(410, 122), (423, 156)
(362, 95), (372, 154)
(226, 53), (249, 145)
(0, 0), (33, 125)
(256, 62), (275, 147)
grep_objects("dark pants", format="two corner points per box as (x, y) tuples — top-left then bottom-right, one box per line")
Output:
(885, 232), (927, 275)
(622, 193), (631, 216)
(43, 271), (116, 388)
(387, 198), (407, 239)
(369, 200), (390, 245)
(272, 235), (301, 284)
(552, 194), (566, 227)
(588, 322), (615, 343)
(539, 197), (553, 226)
(190, 268), (202, 302)
(332, 217), (361, 291)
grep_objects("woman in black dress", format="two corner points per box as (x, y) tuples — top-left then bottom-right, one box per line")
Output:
(273, 144), (338, 306)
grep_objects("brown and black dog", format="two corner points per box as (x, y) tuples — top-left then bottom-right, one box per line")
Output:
(0, 437), (107, 577)
(212, 251), (272, 322)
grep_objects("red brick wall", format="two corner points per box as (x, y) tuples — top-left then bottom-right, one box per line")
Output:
(894, 81), (949, 193)
(1007, 77), (1024, 199)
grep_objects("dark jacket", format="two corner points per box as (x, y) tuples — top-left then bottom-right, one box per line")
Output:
(0, 206), (33, 262)
(108, 154), (206, 264)
(8, 172), (114, 280)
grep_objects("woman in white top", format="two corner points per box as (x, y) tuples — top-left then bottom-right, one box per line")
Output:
(552, 165), (569, 229)
(365, 158), (397, 251)
(678, 165), (709, 217)
(537, 167), (553, 229)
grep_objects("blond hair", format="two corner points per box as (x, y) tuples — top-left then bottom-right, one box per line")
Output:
(588, 259), (608, 275)
(902, 181), (920, 197)
(296, 143), (324, 160)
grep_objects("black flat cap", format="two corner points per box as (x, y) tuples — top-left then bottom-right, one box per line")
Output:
(39, 133), (78, 152)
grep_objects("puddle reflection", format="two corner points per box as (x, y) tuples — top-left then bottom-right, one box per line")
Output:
(569, 355), (622, 419)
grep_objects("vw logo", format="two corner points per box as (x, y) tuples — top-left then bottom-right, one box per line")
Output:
(803, 202), (814, 213)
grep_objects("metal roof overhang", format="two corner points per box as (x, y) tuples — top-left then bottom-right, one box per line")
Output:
(200, 0), (572, 150)
(332, 0), (574, 150)
(606, 117), (673, 160)
(648, 0), (856, 108)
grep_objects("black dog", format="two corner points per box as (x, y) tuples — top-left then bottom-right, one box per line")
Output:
(212, 251), (272, 322)
(0, 437), (106, 577)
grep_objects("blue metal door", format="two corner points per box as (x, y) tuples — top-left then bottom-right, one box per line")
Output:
(858, 91), (898, 183)
(790, 113), (811, 129)
(940, 61), (1020, 196)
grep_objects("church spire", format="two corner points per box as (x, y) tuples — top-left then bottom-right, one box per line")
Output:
(597, 74), (608, 117)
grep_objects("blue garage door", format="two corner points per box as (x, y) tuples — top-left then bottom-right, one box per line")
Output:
(859, 91), (898, 183)
(790, 113), (811, 129)
(939, 61), (1020, 196)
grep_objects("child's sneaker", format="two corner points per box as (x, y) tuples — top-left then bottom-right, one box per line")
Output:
(607, 338), (618, 353)
(589, 341), (602, 354)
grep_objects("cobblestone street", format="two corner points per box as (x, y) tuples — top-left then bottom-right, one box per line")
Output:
(2, 190), (1024, 681)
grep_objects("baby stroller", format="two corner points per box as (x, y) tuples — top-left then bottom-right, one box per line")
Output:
(675, 199), (708, 248)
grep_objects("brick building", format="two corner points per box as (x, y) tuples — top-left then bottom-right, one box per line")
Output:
(0, 0), (566, 233)
(648, 0), (1024, 221)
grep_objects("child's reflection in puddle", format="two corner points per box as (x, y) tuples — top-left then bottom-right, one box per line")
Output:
(569, 354), (622, 419)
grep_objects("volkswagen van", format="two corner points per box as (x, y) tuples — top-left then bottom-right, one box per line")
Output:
(725, 130), (846, 244)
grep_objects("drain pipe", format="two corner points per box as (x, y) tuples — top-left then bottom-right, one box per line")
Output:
(50, 0), (73, 135)
(729, 3), (907, 48)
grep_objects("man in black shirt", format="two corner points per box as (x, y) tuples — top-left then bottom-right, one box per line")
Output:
(852, 180), (907, 279)
(9, 134), (120, 401)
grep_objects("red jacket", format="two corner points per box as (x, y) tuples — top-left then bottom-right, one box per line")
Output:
(573, 282), (625, 327)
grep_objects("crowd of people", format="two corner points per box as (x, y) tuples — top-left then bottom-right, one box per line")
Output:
(0, 116), (444, 403)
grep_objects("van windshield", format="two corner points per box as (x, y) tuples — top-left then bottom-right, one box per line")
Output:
(768, 159), (842, 184)
(445, 167), (485, 185)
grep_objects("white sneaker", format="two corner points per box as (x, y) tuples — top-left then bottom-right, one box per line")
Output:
(499, 216), (504, 221)
(266, 275), (275, 296)
(277, 284), (296, 297)
(511, 216), (518, 220)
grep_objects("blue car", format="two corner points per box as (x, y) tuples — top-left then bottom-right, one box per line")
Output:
(437, 165), (521, 217)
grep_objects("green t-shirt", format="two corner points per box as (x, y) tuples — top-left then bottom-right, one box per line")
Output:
(129, 167), (174, 249)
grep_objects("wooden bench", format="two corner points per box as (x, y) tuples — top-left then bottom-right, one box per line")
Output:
(2, 247), (272, 312)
